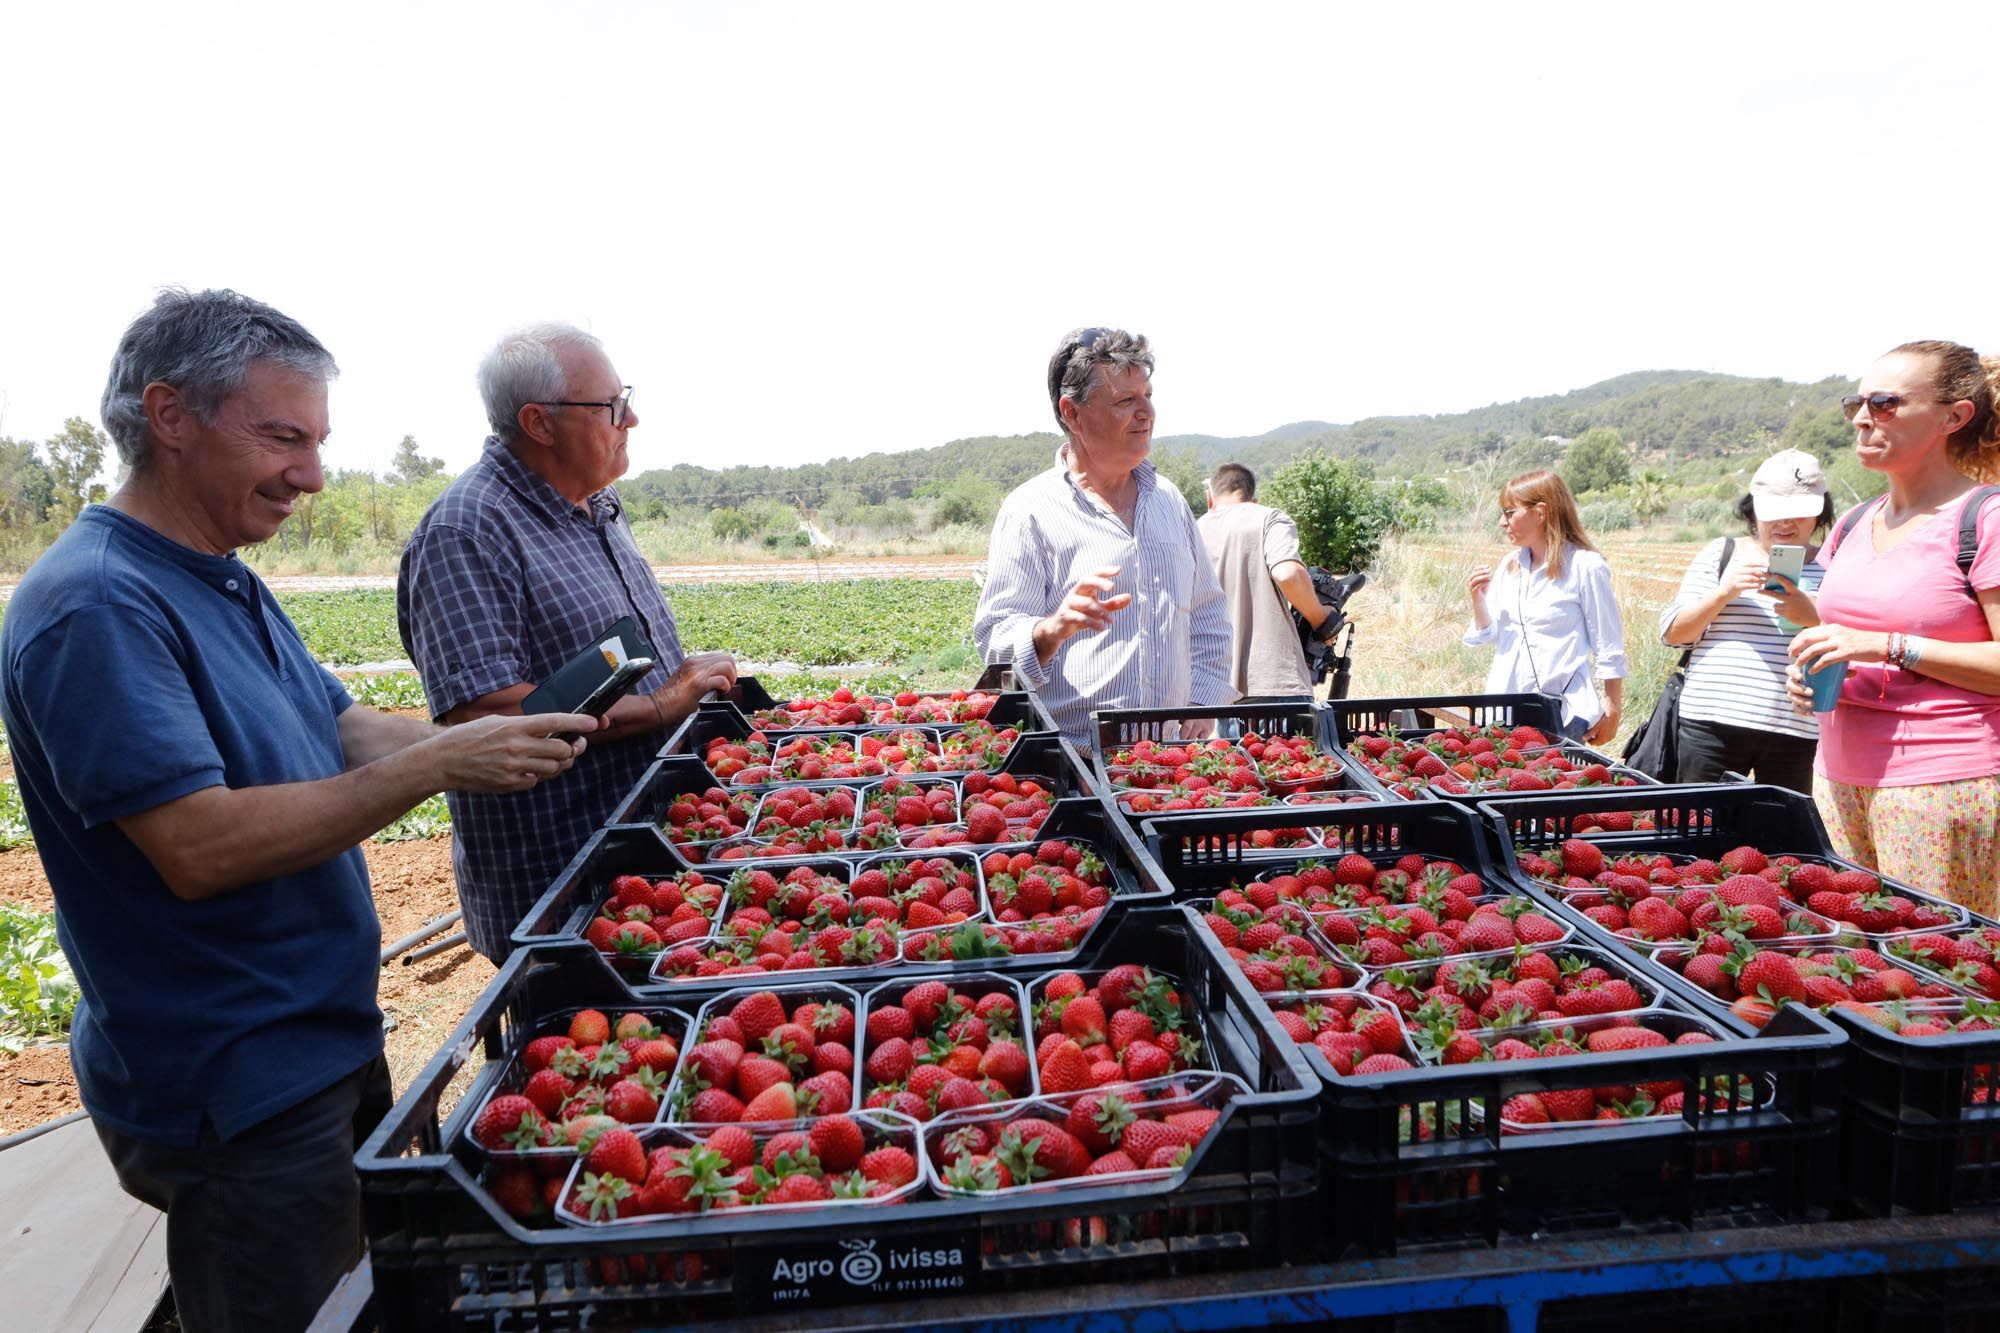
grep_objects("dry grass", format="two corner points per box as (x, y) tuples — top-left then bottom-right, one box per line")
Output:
(1345, 532), (1705, 748)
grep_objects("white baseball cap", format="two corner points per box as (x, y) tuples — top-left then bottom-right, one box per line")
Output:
(1750, 449), (1829, 521)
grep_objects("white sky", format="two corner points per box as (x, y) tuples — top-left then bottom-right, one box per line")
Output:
(2, 1), (1995, 479)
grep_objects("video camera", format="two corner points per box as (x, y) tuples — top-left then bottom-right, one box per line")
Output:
(1293, 567), (1366, 698)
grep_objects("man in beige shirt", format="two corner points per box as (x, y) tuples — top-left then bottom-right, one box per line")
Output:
(1197, 462), (1333, 699)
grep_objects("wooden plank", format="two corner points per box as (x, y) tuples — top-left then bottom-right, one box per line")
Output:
(0, 1116), (169, 1332)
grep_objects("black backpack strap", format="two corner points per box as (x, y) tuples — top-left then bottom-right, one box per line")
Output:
(1677, 537), (1736, 670)
(1830, 500), (1872, 560)
(1957, 485), (2000, 598)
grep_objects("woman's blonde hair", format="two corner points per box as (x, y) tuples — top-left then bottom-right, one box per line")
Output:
(1499, 469), (1598, 581)
(1891, 340), (2000, 483)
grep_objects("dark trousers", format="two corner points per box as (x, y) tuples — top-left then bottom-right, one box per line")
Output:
(1675, 715), (1818, 792)
(93, 1053), (393, 1333)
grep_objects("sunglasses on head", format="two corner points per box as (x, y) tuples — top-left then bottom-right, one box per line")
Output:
(1048, 327), (1111, 405)
(1840, 392), (1913, 421)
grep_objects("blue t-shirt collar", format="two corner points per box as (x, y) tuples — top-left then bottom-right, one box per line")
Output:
(80, 505), (255, 599)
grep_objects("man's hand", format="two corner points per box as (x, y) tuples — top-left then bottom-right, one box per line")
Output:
(1032, 565), (1133, 665)
(1582, 707), (1620, 748)
(650, 652), (740, 730)
(427, 713), (596, 793)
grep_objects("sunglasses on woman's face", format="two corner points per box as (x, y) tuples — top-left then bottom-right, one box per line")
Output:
(1840, 392), (1913, 421)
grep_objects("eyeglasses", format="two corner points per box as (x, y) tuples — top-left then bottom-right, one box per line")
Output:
(1499, 505), (1536, 520)
(536, 385), (635, 427)
(1839, 392), (1912, 421)
(1048, 328), (1111, 406)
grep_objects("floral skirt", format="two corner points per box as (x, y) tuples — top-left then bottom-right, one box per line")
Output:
(1812, 772), (2000, 919)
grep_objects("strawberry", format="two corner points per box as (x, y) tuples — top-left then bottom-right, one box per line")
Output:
(798, 1070), (854, 1115)
(807, 1115), (867, 1172)
(1066, 1091), (1137, 1155)
(861, 1145), (919, 1188)
(729, 992), (790, 1045)
(978, 1040), (1032, 1094)
(1039, 1038), (1094, 1094)
(568, 1009), (612, 1045)
(706, 1125), (756, 1171)
(586, 1127), (648, 1183)
(472, 1095), (545, 1152)
(740, 1082), (799, 1121)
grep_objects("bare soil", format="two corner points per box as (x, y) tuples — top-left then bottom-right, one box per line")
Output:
(0, 834), (486, 1137)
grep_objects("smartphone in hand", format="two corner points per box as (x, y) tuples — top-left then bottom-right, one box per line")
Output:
(1764, 544), (1805, 592)
(546, 657), (654, 742)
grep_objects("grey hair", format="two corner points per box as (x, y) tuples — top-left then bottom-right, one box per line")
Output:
(100, 289), (337, 469)
(1047, 327), (1154, 440)
(478, 322), (604, 443)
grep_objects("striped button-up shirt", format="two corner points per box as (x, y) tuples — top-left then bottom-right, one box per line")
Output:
(397, 437), (686, 959)
(974, 450), (1235, 746)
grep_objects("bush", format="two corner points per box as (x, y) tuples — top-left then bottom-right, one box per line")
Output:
(1683, 497), (1733, 529)
(1264, 453), (1398, 573)
(1561, 427), (1632, 494)
(930, 475), (1002, 530)
(1579, 499), (1637, 532)
(710, 507), (755, 542)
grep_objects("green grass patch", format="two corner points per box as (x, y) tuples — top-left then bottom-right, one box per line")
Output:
(0, 778), (30, 852)
(375, 793), (451, 843)
(0, 906), (78, 1051)
(346, 671), (429, 711)
(281, 590), (410, 665)
(669, 580), (977, 666)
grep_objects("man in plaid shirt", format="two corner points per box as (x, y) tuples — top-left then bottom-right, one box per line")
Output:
(398, 323), (736, 959)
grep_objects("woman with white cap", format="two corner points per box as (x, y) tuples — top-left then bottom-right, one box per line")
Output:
(1658, 449), (1830, 790)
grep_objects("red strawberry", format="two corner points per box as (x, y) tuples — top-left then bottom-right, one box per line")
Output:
(740, 1082), (799, 1121)
(568, 1009), (612, 1045)
(472, 1095), (545, 1152)
(729, 992), (790, 1044)
(1039, 1038), (1094, 1094)
(586, 1127), (648, 1183)
(706, 1125), (756, 1171)
(861, 1145), (919, 1188)
(807, 1115), (866, 1172)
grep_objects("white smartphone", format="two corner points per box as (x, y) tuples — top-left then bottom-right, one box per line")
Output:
(1764, 544), (1805, 592)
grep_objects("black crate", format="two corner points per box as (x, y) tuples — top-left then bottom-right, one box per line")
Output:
(1305, 999), (1845, 1256)
(1137, 800), (1502, 901)
(1325, 692), (1567, 746)
(1841, 1097), (2000, 1217)
(611, 733), (1097, 835)
(515, 797), (1170, 989)
(511, 824), (704, 953)
(356, 916), (1319, 1331)
(1478, 783), (1836, 864)
(701, 674), (1062, 738)
(1483, 782), (1973, 944)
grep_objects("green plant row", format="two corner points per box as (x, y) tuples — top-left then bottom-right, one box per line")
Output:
(0, 906), (78, 1051)
(281, 580), (981, 667)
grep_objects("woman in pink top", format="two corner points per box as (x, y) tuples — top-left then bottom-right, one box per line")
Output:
(1786, 340), (2000, 914)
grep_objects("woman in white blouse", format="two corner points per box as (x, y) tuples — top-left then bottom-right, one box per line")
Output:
(1464, 470), (1628, 744)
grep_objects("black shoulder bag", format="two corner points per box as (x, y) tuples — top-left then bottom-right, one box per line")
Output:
(1621, 538), (1734, 780)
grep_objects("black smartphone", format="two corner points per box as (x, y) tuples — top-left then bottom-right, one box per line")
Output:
(572, 657), (654, 721)
(521, 616), (656, 716)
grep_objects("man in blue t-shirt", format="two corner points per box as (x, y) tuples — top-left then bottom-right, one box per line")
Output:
(0, 289), (600, 1333)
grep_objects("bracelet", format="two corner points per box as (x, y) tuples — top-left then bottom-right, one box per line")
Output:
(1904, 635), (1925, 670)
(1887, 632), (1904, 668)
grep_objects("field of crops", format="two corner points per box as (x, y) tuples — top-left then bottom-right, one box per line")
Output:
(284, 579), (980, 669)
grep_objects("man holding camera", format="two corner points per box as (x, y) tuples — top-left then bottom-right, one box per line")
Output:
(1198, 462), (1336, 699)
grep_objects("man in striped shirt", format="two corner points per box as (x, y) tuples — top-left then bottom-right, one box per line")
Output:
(973, 327), (1234, 745)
